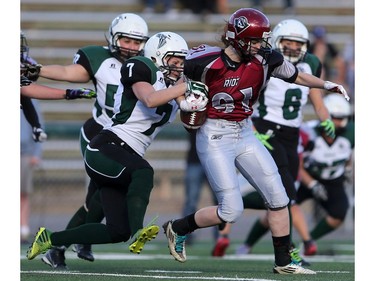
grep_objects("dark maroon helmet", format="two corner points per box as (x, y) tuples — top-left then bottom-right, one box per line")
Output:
(225, 8), (272, 61)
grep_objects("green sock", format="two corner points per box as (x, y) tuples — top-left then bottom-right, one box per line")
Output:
(245, 218), (269, 247)
(51, 223), (113, 246)
(310, 218), (336, 240)
(65, 206), (87, 229)
(127, 168), (154, 237)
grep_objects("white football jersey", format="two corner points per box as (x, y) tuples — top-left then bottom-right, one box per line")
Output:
(302, 120), (354, 180)
(106, 56), (179, 157)
(74, 46), (123, 126)
(253, 54), (321, 128)
(91, 56), (123, 126)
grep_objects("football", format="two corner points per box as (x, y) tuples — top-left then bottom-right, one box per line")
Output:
(180, 108), (207, 130)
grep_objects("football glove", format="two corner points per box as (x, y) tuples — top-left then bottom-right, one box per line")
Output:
(319, 119), (335, 138)
(65, 88), (97, 100)
(186, 79), (209, 98)
(309, 180), (328, 201)
(21, 63), (42, 81)
(323, 81), (350, 101)
(179, 99), (207, 112)
(32, 127), (48, 142)
(254, 131), (273, 150)
(20, 75), (32, 87)
(180, 80), (209, 112)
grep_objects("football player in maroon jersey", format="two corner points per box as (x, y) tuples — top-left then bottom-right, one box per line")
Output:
(162, 8), (349, 274)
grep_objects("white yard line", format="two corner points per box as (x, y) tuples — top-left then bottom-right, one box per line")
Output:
(21, 270), (281, 281)
(20, 252), (354, 263)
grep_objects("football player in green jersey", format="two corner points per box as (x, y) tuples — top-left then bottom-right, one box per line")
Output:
(26, 32), (208, 264)
(295, 93), (354, 253)
(23, 13), (149, 269)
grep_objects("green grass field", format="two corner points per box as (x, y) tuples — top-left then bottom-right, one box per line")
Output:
(21, 239), (354, 281)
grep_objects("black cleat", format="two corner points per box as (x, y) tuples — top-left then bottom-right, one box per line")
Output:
(72, 244), (94, 262)
(41, 247), (67, 270)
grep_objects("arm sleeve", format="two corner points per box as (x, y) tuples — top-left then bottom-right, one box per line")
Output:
(271, 59), (298, 83)
(20, 95), (41, 128)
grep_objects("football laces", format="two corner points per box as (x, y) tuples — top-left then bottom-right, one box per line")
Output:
(188, 112), (197, 124)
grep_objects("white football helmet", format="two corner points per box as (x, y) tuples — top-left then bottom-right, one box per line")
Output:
(324, 94), (351, 118)
(323, 94), (352, 127)
(272, 19), (309, 63)
(144, 31), (188, 85)
(105, 13), (149, 62)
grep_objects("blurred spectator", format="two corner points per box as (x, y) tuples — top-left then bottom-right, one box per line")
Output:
(20, 99), (43, 243)
(249, 0), (295, 14)
(250, 0), (263, 11)
(308, 26), (346, 85)
(283, 0), (295, 14)
(216, 0), (229, 14)
(142, 0), (178, 17)
(179, 0), (226, 15)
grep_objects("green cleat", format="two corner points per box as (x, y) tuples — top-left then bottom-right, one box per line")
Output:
(290, 247), (311, 266)
(26, 227), (52, 260)
(129, 225), (159, 254)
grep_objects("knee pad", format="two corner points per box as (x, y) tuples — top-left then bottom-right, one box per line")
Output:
(217, 205), (243, 223)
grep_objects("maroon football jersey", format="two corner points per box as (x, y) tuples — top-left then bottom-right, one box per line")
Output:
(184, 44), (297, 122)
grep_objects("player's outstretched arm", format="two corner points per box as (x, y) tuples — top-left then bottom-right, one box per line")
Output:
(295, 72), (350, 101)
(21, 83), (96, 100)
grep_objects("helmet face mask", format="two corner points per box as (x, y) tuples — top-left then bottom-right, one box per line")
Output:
(144, 32), (188, 85)
(237, 37), (271, 58)
(159, 55), (185, 82)
(272, 19), (309, 63)
(114, 37), (145, 60)
(225, 8), (272, 63)
(279, 40), (306, 63)
(20, 31), (29, 63)
(105, 13), (149, 62)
